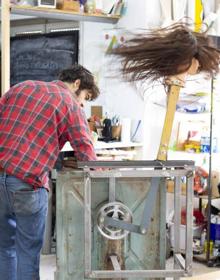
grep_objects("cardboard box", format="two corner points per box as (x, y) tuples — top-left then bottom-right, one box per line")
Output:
(91, 106), (103, 119)
(57, 0), (80, 11)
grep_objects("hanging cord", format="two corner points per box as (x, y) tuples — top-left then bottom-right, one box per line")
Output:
(206, 76), (215, 263)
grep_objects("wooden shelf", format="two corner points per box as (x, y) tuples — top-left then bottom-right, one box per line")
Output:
(193, 252), (216, 262)
(10, 5), (120, 23)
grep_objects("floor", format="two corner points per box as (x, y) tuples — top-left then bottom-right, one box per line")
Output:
(40, 255), (56, 280)
(40, 254), (220, 280)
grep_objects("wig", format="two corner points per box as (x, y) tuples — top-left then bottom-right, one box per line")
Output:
(111, 23), (220, 83)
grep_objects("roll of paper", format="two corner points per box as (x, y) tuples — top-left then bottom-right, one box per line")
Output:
(121, 118), (131, 143)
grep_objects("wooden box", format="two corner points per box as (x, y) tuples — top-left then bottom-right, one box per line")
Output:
(57, 0), (80, 11)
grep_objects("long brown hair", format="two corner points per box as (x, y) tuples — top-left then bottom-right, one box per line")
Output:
(111, 23), (220, 82)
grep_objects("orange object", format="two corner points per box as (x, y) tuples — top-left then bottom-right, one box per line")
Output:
(194, 166), (208, 194)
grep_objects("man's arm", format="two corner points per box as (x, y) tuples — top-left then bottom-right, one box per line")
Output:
(66, 105), (97, 161)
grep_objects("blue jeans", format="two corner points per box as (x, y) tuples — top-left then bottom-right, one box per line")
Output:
(0, 172), (48, 280)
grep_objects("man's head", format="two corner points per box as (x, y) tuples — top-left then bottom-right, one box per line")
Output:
(58, 64), (100, 107)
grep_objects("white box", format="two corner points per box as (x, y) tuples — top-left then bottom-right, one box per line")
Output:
(169, 223), (203, 251)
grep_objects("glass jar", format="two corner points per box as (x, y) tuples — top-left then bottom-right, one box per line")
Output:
(85, 0), (95, 14)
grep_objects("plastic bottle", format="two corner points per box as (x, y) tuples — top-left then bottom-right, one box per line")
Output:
(200, 128), (210, 153)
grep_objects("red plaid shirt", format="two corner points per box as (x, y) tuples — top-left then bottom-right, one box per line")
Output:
(0, 80), (97, 190)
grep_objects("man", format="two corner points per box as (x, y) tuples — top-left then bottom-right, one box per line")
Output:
(0, 64), (99, 280)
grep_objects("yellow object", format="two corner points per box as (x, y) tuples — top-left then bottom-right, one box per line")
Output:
(195, 0), (203, 32)
(157, 59), (199, 160)
(184, 144), (194, 152)
(157, 84), (181, 160)
(204, 240), (213, 254)
(106, 35), (118, 54)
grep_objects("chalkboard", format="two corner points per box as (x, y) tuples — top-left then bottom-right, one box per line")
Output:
(10, 31), (79, 86)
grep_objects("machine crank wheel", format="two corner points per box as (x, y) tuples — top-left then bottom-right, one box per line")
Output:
(97, 202), (133, 240)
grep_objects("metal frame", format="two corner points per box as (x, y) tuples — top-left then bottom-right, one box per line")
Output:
(82, 160), (194, 279)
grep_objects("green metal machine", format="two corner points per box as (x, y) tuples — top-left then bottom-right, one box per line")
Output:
(55, 160), (194, 280)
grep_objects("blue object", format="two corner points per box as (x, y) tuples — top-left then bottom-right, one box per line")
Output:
(210, 223), (220, 241)
(0, 173), (48, 280)
(79, 0), (87, 5)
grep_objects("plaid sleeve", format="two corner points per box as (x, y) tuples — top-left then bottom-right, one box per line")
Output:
(66, 103), (97, 161)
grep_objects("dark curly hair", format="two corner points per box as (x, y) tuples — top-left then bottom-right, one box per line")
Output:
(58, 64), (100, 100)
(111, 23), (220, 82)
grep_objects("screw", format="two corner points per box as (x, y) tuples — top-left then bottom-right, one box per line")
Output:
(140, 228), (147, 234)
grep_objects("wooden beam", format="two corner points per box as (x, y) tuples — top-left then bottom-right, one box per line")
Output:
(157, 84), (181, 161)
(1, 0), (10, 95)
(157, 60), (199, 161)
(157, 73), (187, 161)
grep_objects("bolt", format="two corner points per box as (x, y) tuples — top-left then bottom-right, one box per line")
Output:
(140, 228), (147, 235)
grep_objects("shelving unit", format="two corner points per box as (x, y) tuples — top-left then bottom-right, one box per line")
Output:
(1, 3), (120, 95)
(168, 150), (209, 169)
(10, 5), (120, 23)
(167, 74), (220, 266)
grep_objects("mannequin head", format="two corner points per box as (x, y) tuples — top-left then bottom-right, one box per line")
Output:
(111, 23), (220, 83)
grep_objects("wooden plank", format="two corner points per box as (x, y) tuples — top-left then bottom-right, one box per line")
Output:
(157, 59), (199, 161)
(10, 5), (120, 23)
(157, 84), (181, 161)
(1, 0), (10, 95)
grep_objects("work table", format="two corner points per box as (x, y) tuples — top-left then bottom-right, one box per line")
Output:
(61, 141), (143, 152)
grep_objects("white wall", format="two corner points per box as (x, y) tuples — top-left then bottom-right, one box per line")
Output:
(80, 21), (145, 149)
(116, 0), (162, 29)
(80, 0), (164, 159)
(143, 100), (166, 159)
(80, 20), (145, 119)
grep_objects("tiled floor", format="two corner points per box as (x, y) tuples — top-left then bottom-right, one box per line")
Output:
(40, 254), (220, 280)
